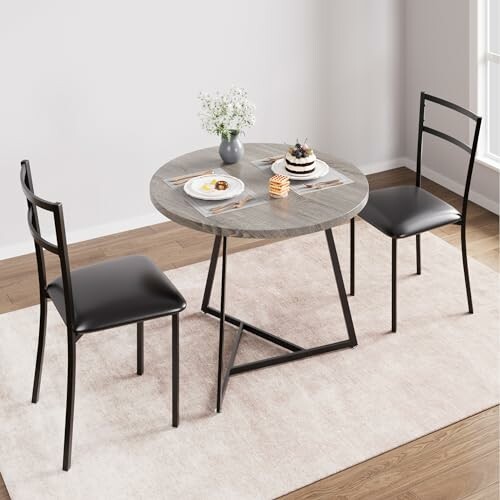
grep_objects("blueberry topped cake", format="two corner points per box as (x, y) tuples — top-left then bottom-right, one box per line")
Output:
(285, 141), (316, 175)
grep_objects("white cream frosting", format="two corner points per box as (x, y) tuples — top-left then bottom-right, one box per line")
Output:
(285, 151), (317, 172)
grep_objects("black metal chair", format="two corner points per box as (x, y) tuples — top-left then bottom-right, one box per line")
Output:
(20, 160), (186, 471)
(350, 92), (482, 332)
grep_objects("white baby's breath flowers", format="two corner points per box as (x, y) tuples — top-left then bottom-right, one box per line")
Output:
(198, 87), (256, 141)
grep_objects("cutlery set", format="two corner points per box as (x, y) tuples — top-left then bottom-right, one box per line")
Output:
(258, 155), (284, 165)
(168, 166), (344, 216)
(303, 179), (343, 190)
(210, 194), (254, 215)
(169, 169), (214, 186)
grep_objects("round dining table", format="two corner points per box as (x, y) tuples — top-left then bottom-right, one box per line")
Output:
(150, 143), (369, 411)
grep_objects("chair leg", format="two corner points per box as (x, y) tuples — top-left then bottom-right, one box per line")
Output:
(137, 322), (144, 375)
(32, 296), (47, 403)
(416, 234), (421, 275)
(63, 336), (76, 471)
(172, 314), (179, 428)
(461, 225), (474, 314)
(392, 239), (397, 332)
(350, 218), (355, 296)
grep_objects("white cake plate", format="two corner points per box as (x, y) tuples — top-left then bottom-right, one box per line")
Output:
(184, 174), (245, 201)
(271, 158), (330, 181)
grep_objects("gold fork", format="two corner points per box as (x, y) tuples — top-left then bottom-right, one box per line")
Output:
(304, 180), (343, 189)
(210, 195), (253, 215)
(259, 155), (284, 165)
(170, 169), (214, 185)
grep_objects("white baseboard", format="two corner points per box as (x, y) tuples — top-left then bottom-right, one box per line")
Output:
(404, 158), (499, 215)
(1, 157), (497, 260)
(358, 157), (407, 175)
(353, 156), (499, 214)
(0, 212), (166, 261)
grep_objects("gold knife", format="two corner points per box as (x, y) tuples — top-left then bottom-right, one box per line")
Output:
(210, 195), (253, 215)
(169, 169), (213, 183)
(304, 180), (343, 189)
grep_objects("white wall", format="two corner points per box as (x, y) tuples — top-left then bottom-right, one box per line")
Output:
(403, 0), (500, 214)
(0, 0), (405, 258)
(315, 0), (405, 164)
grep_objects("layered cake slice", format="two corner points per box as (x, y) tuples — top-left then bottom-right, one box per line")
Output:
(285, 142), (316, 175)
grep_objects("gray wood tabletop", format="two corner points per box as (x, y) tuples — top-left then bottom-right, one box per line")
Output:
(150, 143), (369, 239)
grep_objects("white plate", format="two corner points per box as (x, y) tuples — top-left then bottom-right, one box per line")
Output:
(271, 158), (330, 181)
(184, 174), (245, 201)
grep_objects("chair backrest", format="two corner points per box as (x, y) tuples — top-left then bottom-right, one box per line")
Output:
(20, 160), (75, 330)
(416, 92), (482, 222)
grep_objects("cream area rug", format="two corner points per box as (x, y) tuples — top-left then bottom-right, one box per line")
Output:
(0, 221), (498, 500)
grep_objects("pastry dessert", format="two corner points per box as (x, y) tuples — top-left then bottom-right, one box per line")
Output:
(285, 142), (316, 175)
(201, 178), (229, 192)
(269, 174), (290, 199)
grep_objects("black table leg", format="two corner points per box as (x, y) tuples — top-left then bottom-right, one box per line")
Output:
(216, 237), (227, 413)
(202, 235), (222, 311)
(325, 228), (357, 346)
(203, 230), (358, 411)
(350, 218), (355, 296)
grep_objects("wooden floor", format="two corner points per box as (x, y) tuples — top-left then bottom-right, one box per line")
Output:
(281, 406), (499, 500)
(0, 167), (498, 499)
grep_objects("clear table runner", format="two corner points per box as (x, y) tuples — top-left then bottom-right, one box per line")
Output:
(251, 158), (353, 194)
(163, 168), (268, 218)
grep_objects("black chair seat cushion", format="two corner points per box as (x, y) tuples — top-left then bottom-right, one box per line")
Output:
(47, 256), (186, 333)
(360, 185), (461, 238)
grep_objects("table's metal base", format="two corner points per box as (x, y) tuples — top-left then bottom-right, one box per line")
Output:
(201, 229), (357, 412)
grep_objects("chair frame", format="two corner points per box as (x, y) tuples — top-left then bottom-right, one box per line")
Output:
(350, 92), (482, 332)
(21, 160), (179, 471)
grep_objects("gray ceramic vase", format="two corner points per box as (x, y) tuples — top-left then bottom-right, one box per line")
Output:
(219, 130), (244, 164)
